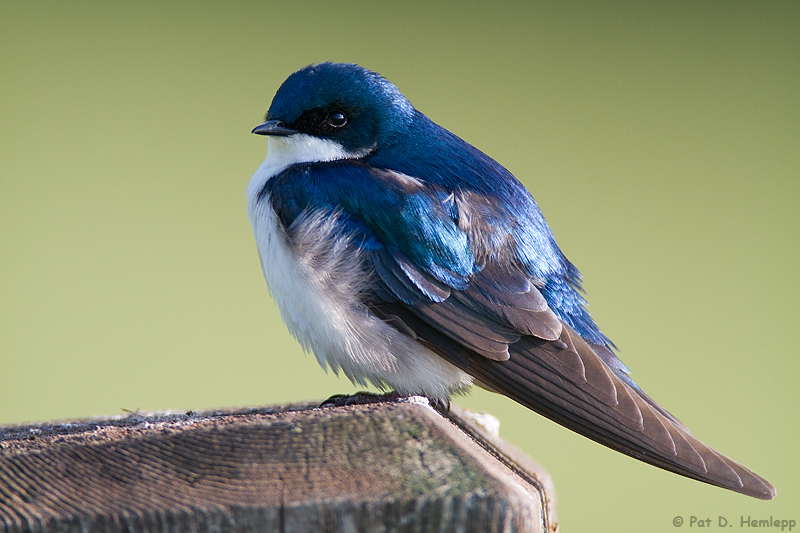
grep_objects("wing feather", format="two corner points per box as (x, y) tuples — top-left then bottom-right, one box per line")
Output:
(370, 301), (775, 499)
(265, 159), (775, 499)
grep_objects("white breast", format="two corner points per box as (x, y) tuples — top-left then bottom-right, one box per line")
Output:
(246, 136), (472, 399)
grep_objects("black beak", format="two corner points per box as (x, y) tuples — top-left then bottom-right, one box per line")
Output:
(251, 119), (298, 136)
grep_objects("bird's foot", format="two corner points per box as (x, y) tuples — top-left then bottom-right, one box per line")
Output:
(319, 391), (450, 415)
(319, 391), (403, 408)
(427, 397), (451, 416)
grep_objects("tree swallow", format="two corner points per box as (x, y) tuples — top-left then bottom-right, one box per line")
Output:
(247, 62), (775, 499)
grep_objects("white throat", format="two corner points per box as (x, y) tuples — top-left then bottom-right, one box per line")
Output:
(246, 134), (370, 202)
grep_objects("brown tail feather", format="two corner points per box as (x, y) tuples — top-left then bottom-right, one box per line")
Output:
(384, 301), (777, 499)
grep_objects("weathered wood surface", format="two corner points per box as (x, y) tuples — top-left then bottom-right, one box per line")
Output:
(0, 398), (556, 533)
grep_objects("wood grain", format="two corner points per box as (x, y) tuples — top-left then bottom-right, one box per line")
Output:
(0, 399), (555, 533)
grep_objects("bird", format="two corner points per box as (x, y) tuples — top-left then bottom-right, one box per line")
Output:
(246, 62), (775, 499)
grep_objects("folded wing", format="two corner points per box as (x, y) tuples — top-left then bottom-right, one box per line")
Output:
(267, 160), (775, 499)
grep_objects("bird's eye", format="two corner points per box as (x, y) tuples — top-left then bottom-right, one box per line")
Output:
(326, 111), (347, 128)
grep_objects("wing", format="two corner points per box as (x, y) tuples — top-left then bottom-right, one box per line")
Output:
(371, 288), (776, 500)
(265, 160), (775, 500)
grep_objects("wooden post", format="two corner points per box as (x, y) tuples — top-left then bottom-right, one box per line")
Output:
(0, 398), (557, 533)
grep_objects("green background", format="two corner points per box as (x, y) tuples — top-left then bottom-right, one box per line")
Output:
(2, 1), (798, 530)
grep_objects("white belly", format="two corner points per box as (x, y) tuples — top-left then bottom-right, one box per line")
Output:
(246, 138), (472, 399)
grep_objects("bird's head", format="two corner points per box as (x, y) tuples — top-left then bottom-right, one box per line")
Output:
(253, 62), (415, 158)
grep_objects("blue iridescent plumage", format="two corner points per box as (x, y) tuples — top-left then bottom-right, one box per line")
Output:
(246, 62), (775, 499)
(262, 116), (611, 347)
